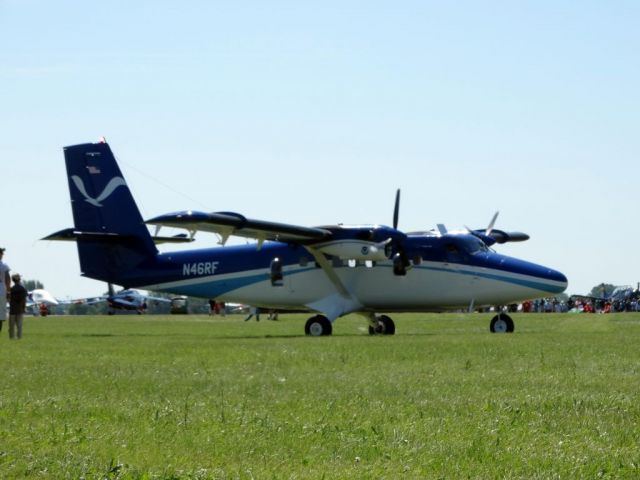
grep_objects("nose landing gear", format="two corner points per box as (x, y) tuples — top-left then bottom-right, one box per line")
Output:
(490, 313), (514, 333)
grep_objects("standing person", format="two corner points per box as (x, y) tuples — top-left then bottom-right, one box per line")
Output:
(0, 248), (10, 332)
(9, 273), (28, 339)
(244, 306), (261, 322)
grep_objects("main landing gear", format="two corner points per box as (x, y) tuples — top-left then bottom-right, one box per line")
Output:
(368, 314), (396, 335)
(304, 313), (397, 336)
(490, 313), (514, 333)
(304, 315), (332, 336)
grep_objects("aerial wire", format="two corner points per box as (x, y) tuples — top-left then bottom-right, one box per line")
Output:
(115, 153), (211, 217)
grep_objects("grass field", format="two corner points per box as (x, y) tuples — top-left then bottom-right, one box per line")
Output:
(0, 312), (639, 479)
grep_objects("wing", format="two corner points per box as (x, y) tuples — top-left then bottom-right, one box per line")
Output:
(146, 210), (331, 244)
(145, 296), (172, 303)
(69, 296), (109, 305)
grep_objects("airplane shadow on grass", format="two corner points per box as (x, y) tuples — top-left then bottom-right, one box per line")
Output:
(69, 331), (438, 340)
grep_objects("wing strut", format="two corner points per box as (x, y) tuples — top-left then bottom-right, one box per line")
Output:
(304, 246), (351, 298)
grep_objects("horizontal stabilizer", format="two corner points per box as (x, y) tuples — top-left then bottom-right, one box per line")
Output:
(42, 228), (136, 243)
(43, 228), (194, 245)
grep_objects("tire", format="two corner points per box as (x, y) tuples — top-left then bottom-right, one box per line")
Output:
(490, 314), (514, 333)
(368, 315), (396, 335)
(305, 315), (332, 336)
(379, 315), (396, 335)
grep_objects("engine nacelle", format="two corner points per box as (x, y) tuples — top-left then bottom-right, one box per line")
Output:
(316, 240), (391, 261)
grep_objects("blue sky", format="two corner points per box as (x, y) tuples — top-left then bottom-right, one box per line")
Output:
(1, 1), (639, 298)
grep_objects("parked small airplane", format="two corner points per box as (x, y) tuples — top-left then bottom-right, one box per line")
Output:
(27, 289), (60, 316)
(45, 140), (568, 335)
(76, 286), (171, 315)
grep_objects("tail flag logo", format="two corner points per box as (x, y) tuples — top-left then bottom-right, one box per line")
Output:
(71, 176), (127, 207)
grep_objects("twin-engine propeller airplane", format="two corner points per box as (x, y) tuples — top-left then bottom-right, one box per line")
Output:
(45, 140), (567, 335)
(73, 285), (171, 315)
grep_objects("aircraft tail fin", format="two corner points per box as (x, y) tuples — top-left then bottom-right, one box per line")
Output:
(60, 140), (158, 284)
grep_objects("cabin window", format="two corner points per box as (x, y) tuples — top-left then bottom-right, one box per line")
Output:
(299, 257), (309, 267)
(332, 257), (343, 267)
(347, 259), (357, 268)
(457, 237), (489, 255)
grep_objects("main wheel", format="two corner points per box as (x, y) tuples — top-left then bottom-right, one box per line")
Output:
(368, 315), (396, 335)
(490, 314), (514, 333)
(305, 315), (332, 336)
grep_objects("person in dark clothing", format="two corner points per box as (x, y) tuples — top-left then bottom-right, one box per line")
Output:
(9, 273), (28, 339)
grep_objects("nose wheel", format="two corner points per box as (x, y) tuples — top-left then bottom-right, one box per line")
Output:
(368, 314), (396, 335)
(490, 313), (514, 333)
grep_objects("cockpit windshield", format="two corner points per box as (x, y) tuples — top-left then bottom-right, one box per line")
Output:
(456, 236), (489, 255)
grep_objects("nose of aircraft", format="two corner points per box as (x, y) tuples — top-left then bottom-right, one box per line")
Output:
(491, 255), (568, 295)
(541, 267), (568, 293)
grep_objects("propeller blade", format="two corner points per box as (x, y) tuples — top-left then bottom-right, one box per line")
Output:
(108, 282), (115, 297)
(486, 211), (499, 236)
(393, 189), (400, 229)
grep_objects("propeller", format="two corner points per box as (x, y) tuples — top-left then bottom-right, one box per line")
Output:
(393, 189), (400, 230)
(485, 211), (499, 236)
(390, 188), (410, 275)
(468, 212), (530, 245)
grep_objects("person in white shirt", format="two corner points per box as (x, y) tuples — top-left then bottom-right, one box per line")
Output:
(0, 248), (10, 330)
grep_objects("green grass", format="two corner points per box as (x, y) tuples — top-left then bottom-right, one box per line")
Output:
(0, 312), (639, 479)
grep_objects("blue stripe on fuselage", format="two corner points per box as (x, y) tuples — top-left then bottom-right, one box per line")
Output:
(409, 264), (565, 293)
(409, 252), (567, 293)
(160, 266), (317, 298)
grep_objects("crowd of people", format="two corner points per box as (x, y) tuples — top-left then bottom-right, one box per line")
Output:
(505, 293), (640, 314)
(0, 248), (27, 339)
